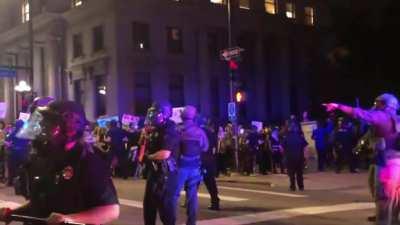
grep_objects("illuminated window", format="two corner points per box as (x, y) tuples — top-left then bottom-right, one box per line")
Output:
(285, 2), (295, 19)
(265, 0), (277, 14)
(22, 0), (30, 23)
(305, 7), (315, 26)
(132, 22), (150, 50)
(71, 0), (83, 8)
(210, 0), (226, 4)
(239, 0), (250, 10)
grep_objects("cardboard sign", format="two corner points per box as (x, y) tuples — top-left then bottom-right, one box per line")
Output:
(251, 121), (263, 132)
(122, 114), (140, 126)
(171, 107), (184, 124)
(0, 102), (6, 119)
(18, 112), (31, 122)
(97, 116), (119, 128)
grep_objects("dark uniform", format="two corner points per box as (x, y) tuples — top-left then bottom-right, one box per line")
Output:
(143, 119), (179, 225)
(15, 143), (118, 220)
(164, 106), (208, 225)
(2, 100), (119, 225)
(201, 126), (220, 210)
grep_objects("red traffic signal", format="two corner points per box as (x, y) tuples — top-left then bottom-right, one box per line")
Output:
(229, 60), (239, 71)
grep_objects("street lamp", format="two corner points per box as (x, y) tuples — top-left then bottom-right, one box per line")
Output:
(14, 80), (32, 92)
(15, 80), (32, 113)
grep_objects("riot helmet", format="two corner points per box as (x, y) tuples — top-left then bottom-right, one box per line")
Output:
(18, 100), (87, 142)
(145, 101), (171, 126)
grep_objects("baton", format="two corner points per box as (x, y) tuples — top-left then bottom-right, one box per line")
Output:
(9, 214), (85, 225)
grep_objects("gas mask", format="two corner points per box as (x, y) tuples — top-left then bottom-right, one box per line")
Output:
(145, 106), (165, 127)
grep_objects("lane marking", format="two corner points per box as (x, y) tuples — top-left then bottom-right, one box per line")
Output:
(196, 202), (374, 225)
(219, 186), (308, 198)
(119, 198), (143, 209)
(180, 191), (248, 202)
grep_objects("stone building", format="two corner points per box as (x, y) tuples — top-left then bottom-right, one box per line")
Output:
(0, 0), (330, 123)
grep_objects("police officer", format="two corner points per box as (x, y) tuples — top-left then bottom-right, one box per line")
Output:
(0, 100), (120, 225)
(165, 105), (208, 225)
(324, 93), (400, 225)
(142, 102), (179, 225)
(200, 119), (220, 210)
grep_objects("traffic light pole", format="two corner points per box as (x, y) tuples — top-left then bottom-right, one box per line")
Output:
(227, 0), (239, 172)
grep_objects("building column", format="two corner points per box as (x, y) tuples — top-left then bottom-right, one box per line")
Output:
(45, 20), (65, 100)
(84, 72), (96, 122)
(33, 46), (43, 96)
(4, 78), (16, 122)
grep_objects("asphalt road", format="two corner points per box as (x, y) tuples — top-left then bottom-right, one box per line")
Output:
(0, 171), (375, 225)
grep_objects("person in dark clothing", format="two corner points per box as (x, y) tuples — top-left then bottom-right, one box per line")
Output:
(200, 120), (220, 210)
(282, 122), (308, 191)
(270, 127), (284, 174)
(0, 101), (119, 225)
(333, 118), (357, 173)
(258, 128), (272, 175)
(106, 120), (129, 177)
(5, 120), (30, 186)
(245, 126), (259, 175)
(312, 121), (329, 171)
(164, 105), (208, 225)
(141, 102), (179, 225)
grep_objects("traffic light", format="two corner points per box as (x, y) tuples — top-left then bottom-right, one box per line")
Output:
(235, 91), (245, 103)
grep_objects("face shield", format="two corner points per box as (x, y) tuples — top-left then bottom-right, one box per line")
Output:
(145, 107), (165, 127)
(16, 110), (44, 140)
(16, 108), (64, 142)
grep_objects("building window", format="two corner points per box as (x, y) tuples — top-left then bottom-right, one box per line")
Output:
(93, 25), (104, 52)
(239, 0), (250, 9)
(305, 6), (315, 26)
(285, 2), (295, 19)
(73, 33), (83, 58)
(167, 27), (183, 54)
(22, 0), (30, 23)
(169, 74), (184, 106)
(210, 0), (226, 4)
(134, 73), (152, 116)
(265, 0), (277, 14)
(71, 0), (83, 8)
(132, 22), (150, 51)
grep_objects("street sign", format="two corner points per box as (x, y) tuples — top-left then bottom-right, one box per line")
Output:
(220, 47), (245, 61)
(0, 67), (16, 78)
(228, 102), (236, 120)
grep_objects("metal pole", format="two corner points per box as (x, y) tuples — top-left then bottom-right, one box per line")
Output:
(28, 0), (34, 90)
(227, 0), (239, 172)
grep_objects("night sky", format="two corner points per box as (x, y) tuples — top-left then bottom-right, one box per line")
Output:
(310, 0), (400, 114)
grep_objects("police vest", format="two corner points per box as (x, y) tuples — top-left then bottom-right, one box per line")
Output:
(179, 123), (204, 168)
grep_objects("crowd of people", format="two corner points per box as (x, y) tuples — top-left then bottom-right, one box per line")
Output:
(0, 109), (374, 191)
(0, 92), (399, 225)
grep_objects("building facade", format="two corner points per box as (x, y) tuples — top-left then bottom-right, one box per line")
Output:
(0, 0), (330, 123)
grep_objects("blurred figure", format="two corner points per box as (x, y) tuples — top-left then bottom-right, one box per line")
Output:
(246, 125), (259, 175)
(257, 127), (272, 175)
(5, 120), (30, 186)
(282, 122), (308, 191)
(312, 120), (329, 171)
(219, 124), (234, 176)
(270, 127), (284, 174)
(332, 117), (357, 173)
(0, 121), (7, 181)
(200, 119), (220, 210)
(106, 120), (129, 178)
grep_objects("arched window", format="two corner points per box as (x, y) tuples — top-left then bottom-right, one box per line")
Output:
(22, 0), (30, 23)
